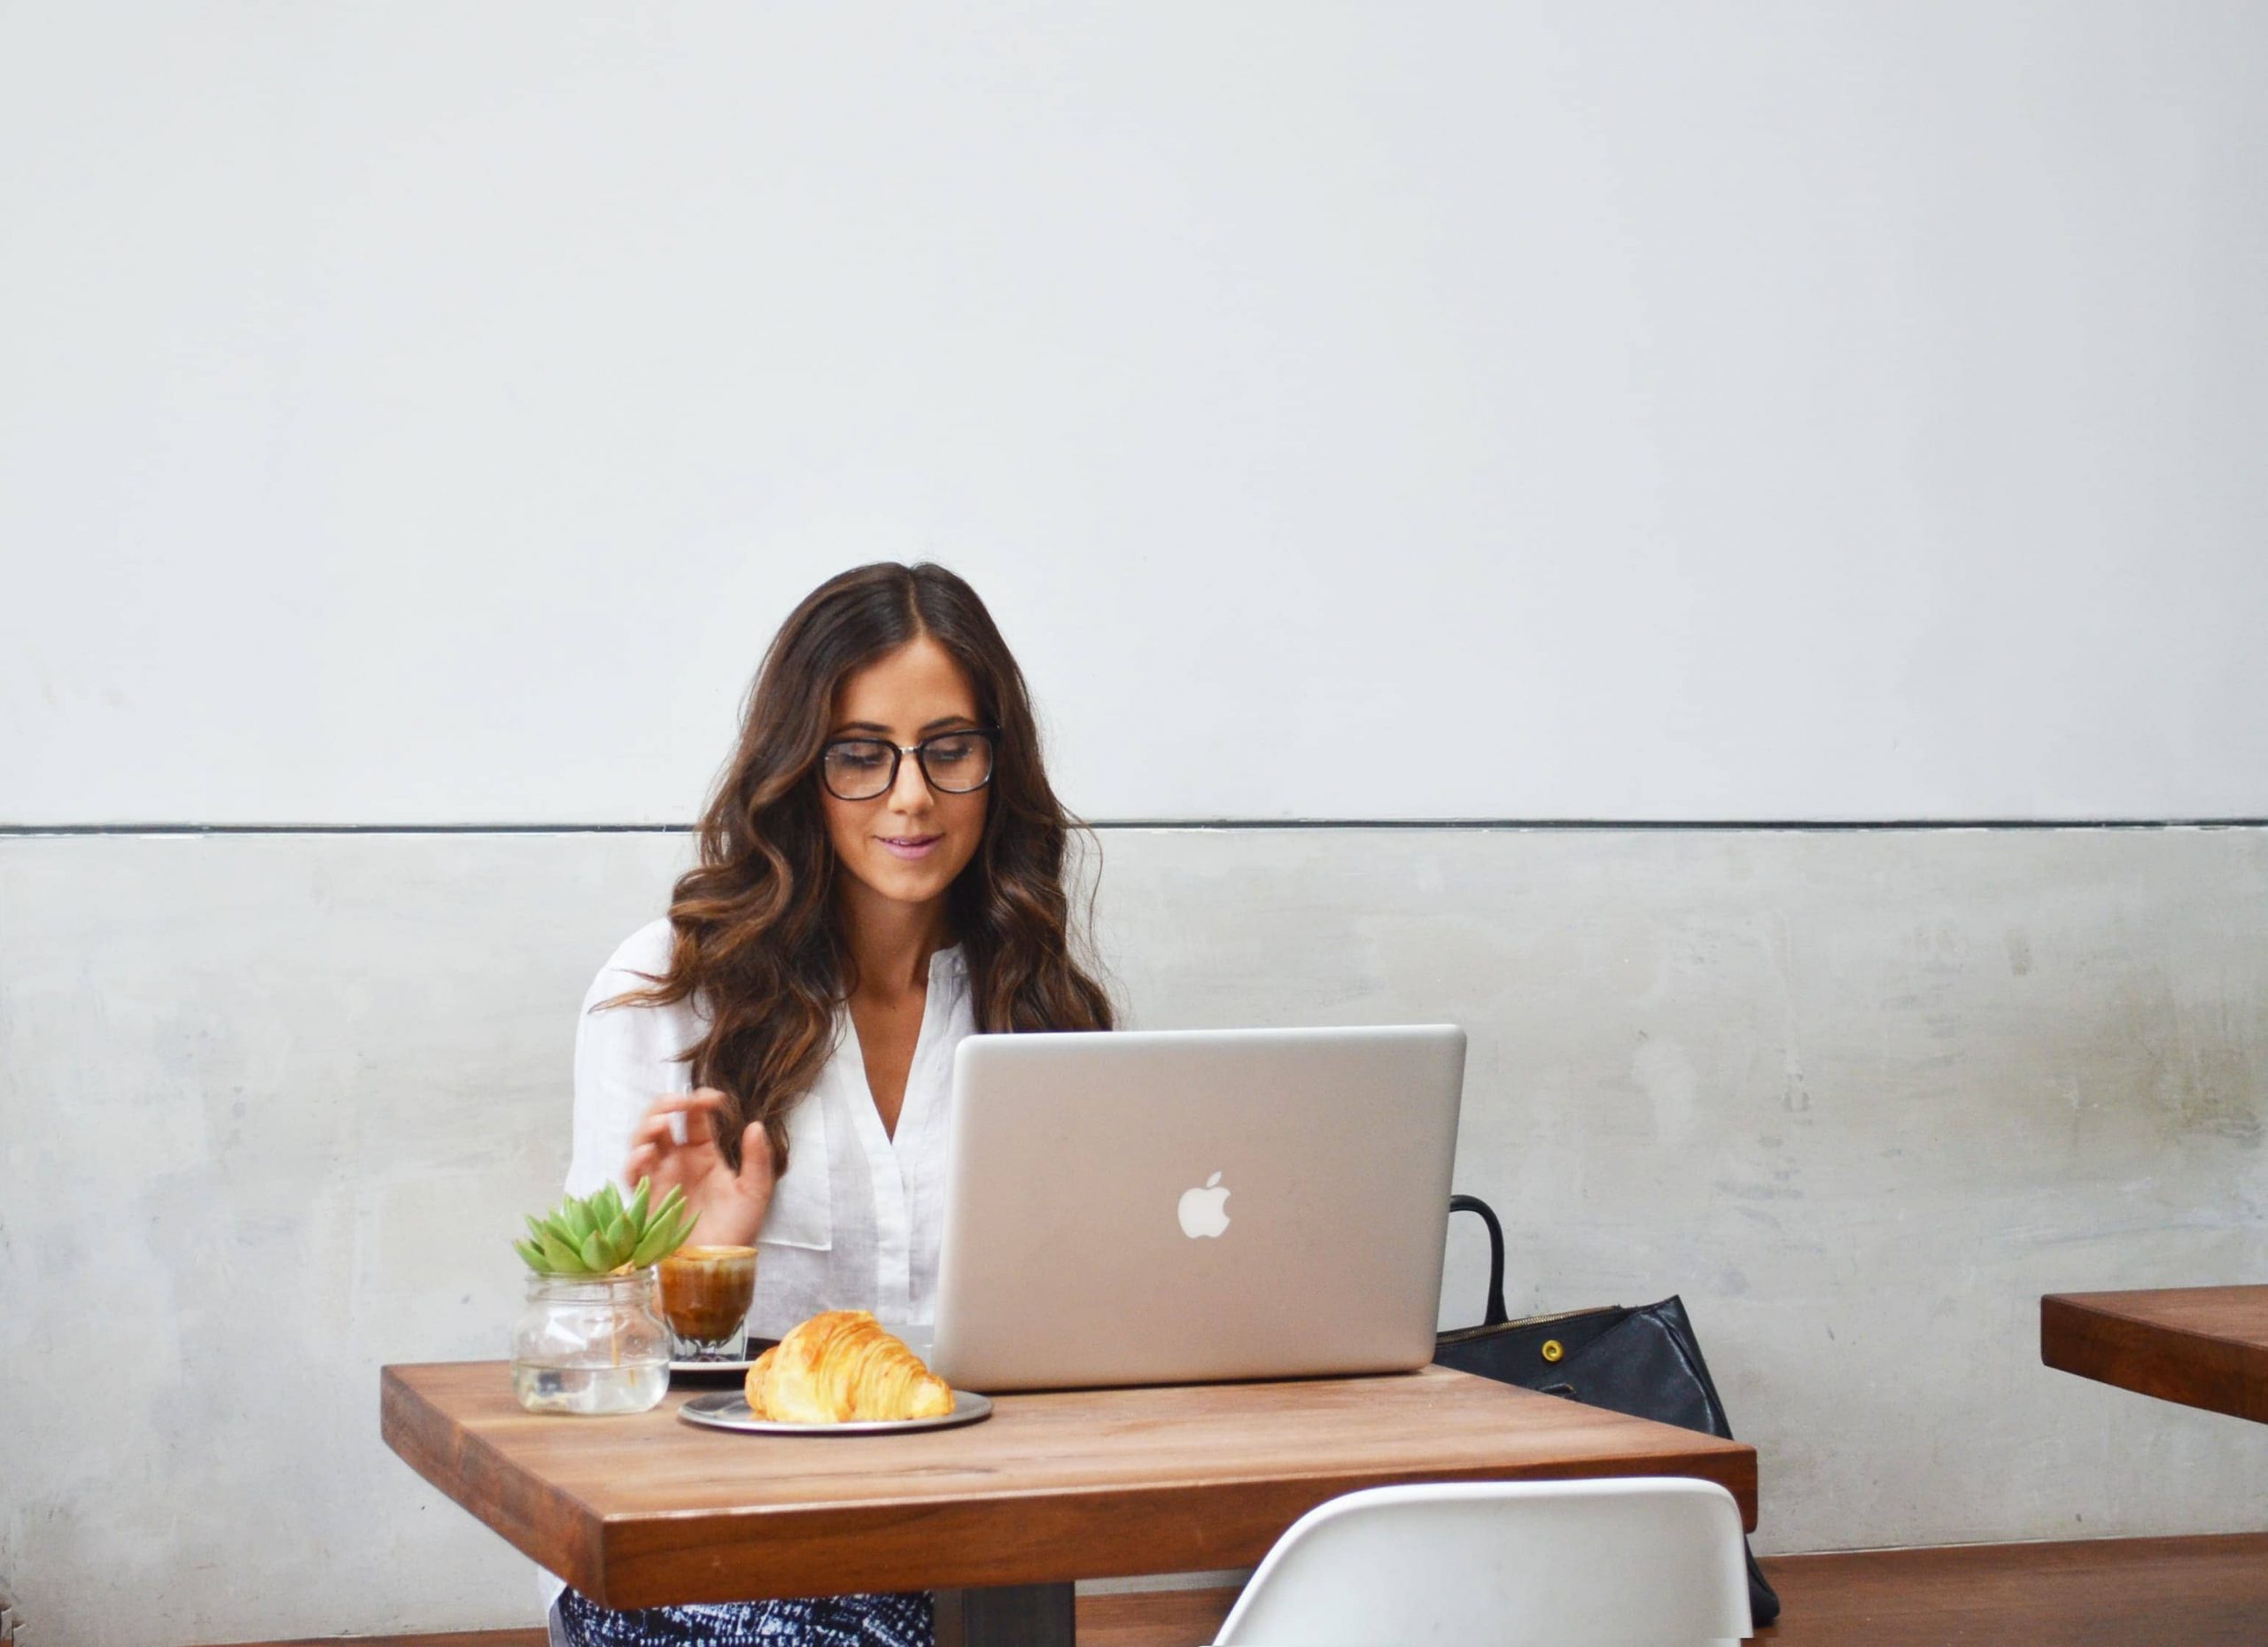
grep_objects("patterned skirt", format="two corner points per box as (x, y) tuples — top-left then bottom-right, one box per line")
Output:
(554, 1589), (933, 1647)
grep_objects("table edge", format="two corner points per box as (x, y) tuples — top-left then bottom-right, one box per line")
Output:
(2039, 1292), (2268, 1424)
(592, 1446), (1759, 1606)
(380, 1363), (608, 1593)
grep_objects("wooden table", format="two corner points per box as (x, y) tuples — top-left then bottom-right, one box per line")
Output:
(384, 1361), (1756, 1645)
(2041, 1286), (2268, 1424)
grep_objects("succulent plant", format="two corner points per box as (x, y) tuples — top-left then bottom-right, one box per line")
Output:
(514, 1178), (695, 1276)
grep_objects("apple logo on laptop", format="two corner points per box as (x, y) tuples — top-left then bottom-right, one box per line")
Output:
(1177, 1171), (1231, 1239)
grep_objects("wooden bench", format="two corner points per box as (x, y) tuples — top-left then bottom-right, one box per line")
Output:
(206, 1531), (2268, 1647)
(1751, 1532), (2268, 1646)
(1079, 1532), (2268, 1643)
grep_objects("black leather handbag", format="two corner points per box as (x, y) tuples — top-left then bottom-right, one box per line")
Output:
(1433, 1193), (1783, 1628)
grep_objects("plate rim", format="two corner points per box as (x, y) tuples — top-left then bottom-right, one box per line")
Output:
(676, 1387), (993, 1434)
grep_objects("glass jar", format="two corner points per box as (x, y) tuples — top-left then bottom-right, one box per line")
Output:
(510, 1268), (671, 1415)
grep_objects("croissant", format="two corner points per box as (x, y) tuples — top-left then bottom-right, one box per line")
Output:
(745, 1309), (955, 1424)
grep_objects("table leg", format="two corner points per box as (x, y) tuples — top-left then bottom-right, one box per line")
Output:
(932, 1581), (1075, 1647)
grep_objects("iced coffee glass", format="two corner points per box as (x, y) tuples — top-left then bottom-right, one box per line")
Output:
(657, 1245), (757, 1361)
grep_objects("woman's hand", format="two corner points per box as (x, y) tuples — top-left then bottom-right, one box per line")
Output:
(621, 1087), (778, 1249)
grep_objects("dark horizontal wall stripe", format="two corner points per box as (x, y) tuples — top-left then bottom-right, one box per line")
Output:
(4, 819), (2267, 837)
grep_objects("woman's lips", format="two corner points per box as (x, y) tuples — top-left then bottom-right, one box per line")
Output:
(877, 834), (944, 861)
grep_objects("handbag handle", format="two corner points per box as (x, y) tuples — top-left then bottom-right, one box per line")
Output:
(1449, 1193), (1509, 1326)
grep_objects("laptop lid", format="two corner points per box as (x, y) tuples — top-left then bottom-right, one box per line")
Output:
(929, 1023), (1466, 1392)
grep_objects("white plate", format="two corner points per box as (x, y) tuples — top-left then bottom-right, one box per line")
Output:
(676, 1388), (993, 1435)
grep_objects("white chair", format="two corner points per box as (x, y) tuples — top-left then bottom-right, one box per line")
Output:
(1212, 1476), (1752, 1645)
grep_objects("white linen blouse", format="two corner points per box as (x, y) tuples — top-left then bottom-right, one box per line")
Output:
(565, 917), (975, 1338)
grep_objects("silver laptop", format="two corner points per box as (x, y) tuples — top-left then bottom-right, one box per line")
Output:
(928, 1024), (1466, 1392)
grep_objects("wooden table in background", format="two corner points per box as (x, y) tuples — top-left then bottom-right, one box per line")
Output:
(2041, 1286), (2268, 1424)
(382, 1360), (1757, 1647)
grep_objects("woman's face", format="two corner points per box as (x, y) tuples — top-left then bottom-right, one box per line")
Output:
(819, 635), (990, 916)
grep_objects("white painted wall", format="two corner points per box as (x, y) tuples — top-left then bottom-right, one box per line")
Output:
(8, 3), (2268, 824)
(4, 827), (2266, 1645)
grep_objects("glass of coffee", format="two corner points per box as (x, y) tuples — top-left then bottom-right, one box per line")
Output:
(657, 1245), (757, 1361)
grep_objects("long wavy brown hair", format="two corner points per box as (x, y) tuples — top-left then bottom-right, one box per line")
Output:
(607, 562), (1114, 1173)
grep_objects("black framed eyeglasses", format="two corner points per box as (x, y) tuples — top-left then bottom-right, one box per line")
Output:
(818, 728), (999, 802)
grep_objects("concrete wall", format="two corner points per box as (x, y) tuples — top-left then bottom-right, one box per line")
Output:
(9, 9), (2266, 1645)
(4, 825), (2265, 1644)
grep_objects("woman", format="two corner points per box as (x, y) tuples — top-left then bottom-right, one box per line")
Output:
(551, 562), (1113, 1647)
